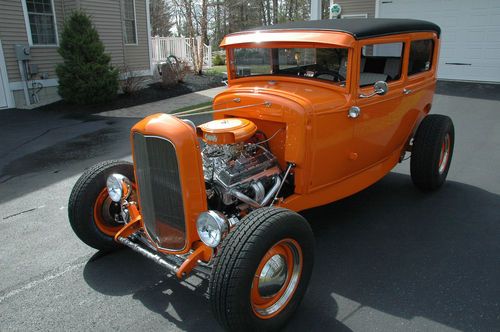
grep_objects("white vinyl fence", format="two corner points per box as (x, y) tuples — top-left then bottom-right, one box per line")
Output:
(151, 36), (212, 68)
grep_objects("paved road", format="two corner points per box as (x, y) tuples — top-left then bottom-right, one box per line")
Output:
(1, 82), (499, 331)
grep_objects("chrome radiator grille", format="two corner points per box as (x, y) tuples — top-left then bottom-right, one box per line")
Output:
(133, 133), (186, 250)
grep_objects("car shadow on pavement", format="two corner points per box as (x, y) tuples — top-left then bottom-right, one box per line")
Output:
(293, 172), (500, 331)
(84, 248), (219, 330)
(0, 112), (212, 206)
(83, 172), (500, 331)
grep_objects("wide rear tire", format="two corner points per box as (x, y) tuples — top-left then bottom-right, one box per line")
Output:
(68, 160), (135, 251)
(209, 207), (314, 332)
(410, 114), (455, 191)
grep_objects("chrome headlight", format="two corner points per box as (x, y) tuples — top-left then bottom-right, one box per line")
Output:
(196, 211), (229, 248)
(106, 174), (131, 202)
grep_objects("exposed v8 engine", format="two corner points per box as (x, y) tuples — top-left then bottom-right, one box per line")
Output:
(197, 117), (282, 212)
(202, 142), (281, 211)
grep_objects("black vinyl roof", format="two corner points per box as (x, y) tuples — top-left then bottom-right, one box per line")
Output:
(247, 18), (441, 39)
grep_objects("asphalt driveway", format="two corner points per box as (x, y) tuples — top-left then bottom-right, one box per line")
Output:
(0, 82), (499, 331)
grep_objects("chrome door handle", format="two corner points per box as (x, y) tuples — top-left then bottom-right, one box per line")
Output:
(403, 88), (413, 95)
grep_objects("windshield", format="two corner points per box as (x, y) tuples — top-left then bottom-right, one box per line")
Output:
(231, 47), (348, 86)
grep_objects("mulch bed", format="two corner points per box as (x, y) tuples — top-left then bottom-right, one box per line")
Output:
(34, 73), (224, 114)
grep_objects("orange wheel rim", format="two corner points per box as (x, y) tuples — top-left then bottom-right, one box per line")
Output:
(438, 133), (451, 174)
(93, 188), (123, 236)
(251, 238), (303, 319)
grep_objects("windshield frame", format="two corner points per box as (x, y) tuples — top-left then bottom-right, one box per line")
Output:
(226, 43), (352, 92)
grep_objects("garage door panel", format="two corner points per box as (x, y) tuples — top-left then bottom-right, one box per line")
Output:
(462, 30), (487, 43)
(489, 14), (500, 26)
(379, 0), (500, 82)
(487, 30), (500, 42)
(461, 48), (485, 60)
(441, 31), (457, 43)
(487, 0), (500, 9)
(484, 47), (500, 59)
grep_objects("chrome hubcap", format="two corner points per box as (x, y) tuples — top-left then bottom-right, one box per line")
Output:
(252, 239), (303, 318)
(258, 254), (288, 297)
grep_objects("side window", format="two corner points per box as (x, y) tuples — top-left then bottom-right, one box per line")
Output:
(408, 39), (434, 76)
(24, 0), (58, 45)
(360, 42), (403, 86)
(123, 0), (137, 44)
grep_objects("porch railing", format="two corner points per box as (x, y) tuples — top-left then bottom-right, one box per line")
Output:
(151, 36), (212, 68)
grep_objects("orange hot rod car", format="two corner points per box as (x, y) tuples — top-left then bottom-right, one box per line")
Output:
(69, 19), (454, 331)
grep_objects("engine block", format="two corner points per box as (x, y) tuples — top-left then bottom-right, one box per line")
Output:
(202, 142), (281, 208)
(203, 143), (279, 188)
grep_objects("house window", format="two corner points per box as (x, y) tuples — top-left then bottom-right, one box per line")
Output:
(123, 0), (137, 44)
(408, 39), (434, 76)
(25, 0), (57, 45)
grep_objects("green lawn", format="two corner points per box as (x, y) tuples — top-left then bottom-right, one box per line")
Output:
(172, 101), (213, 114)
(205, 65), (227, 75)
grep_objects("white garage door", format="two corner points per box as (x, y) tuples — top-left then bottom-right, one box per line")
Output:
(378, 0), (500, 82)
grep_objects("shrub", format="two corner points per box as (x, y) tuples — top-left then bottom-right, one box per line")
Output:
(161, 63), (177, 87)
(161, 56), (191, 87)
(56, 11), (119, 104)
(120, 66), (148, 95)
(213, 53), (225, 66)
(175, 59), (191, 82)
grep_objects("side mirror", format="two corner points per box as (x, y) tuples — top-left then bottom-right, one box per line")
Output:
(359, 81), (389, 98)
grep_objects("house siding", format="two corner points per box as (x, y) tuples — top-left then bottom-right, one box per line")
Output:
(123, 0), (150, 72)
(0, 0), (64, 83)
(80, 0), (125, 68)
(0, 0), (151, 108)
(63, 0), (79, 13)
(335, 0), (376, 18)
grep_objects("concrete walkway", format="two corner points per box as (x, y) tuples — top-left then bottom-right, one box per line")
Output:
(99, 86), (226, 118)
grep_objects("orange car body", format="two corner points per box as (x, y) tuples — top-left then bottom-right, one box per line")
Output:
(129, 24), (440, 267)
(69, 20), (450, 329)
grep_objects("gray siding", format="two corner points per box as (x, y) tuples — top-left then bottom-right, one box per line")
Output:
(335, 0), (376, 18)
(80, 0), (125, 68)
(0, 0), (64, 82)
(63, 0), (79, 13)
(124, 0), (150, 71)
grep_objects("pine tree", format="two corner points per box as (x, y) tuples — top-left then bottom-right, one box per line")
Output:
(56, 11), (119, 104)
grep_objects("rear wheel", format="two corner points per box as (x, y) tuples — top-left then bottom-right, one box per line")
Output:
(209, 207), (314, 331)
(410, 114), (455, 191)
(68, 160), (135, 251)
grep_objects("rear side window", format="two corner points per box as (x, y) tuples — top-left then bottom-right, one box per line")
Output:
(408, 39), (434, 76)
(360, 42), (404, 86)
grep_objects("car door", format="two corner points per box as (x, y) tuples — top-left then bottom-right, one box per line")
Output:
(401, 36), (440, 133)
(350, 39), (407, 173)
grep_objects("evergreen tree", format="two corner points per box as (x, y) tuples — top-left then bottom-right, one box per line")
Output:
(56, 11), (119, 104)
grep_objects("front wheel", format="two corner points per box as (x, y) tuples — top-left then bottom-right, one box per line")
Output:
(209, 207), (315, 331)
(68, 160), (135, 251)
